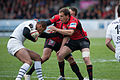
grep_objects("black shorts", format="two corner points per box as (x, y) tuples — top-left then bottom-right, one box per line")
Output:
(44, 39), (61, 52)
(65, 37), (90, 52)
(44, 39), (72, 60)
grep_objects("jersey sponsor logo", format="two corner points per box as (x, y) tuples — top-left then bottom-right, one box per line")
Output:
(70, 23), (76, 28)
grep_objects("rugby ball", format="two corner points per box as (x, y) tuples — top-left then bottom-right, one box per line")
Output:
(30, 30), (39, 39)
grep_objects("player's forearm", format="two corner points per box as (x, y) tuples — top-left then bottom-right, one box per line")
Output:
(105, 38), (115, 53)
(56, 29), (74, 36)
(60, 37), (69, 49)
(106, 43), (115, 53)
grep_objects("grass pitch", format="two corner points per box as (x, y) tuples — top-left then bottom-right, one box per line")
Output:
(0, 37), (120, 80)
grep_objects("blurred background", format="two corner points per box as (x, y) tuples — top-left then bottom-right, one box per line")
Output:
(0, 0), (118, 19)
(0, 1), (120, 80)
(0, 0), (119, 37)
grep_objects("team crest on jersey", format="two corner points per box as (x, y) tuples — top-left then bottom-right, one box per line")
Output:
(70, 23), (76, 27)
(52, 16), (55, 19)
(29, 24), (33, 28)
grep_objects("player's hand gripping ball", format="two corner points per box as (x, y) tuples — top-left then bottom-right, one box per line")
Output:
(30, 30), (39, 41)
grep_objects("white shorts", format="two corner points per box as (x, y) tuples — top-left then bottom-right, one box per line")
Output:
(7, 38), (25, 56)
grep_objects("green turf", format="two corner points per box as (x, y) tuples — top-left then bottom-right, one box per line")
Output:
(0, 37), (120, 80)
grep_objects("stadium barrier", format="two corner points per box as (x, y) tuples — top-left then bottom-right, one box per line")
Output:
(0, 19), (113, 38)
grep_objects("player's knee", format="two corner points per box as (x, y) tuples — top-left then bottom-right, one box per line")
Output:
(34, 55), (41, 61)
(82, 51), (90, 58)
(25, 59), (33, 65)
(42, 57), (49, 63)
(66, 56), (75, 64)
(83, 57), (91, 65)
(57, 54), (64, 60)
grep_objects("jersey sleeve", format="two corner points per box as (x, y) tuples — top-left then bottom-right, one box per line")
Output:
(39, 32), (63, 39)
(23, 27), (36, 42)
(68, 17), (78, 30)
(106, 24), (112, 39)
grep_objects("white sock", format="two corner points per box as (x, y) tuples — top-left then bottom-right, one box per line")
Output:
(16, 63), (30, 80)
(34, 61), (44, 80)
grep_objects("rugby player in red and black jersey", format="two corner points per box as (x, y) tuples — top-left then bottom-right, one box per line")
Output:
(48, 8), (93, 80)
(25, 8), (83, 80)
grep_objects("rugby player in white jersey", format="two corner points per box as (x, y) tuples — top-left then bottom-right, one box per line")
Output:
(7, 20), (46, 80)
(106, 4), (120, 62)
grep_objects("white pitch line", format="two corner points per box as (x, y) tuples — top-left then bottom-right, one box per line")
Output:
(0, 59), (118, 80)
(67, 59), (117, 64)
(0, 75), (112, 80)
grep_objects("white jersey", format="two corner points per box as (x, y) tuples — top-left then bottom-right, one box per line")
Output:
(106, 18), (120, 54)
(10, 20), (37, 43)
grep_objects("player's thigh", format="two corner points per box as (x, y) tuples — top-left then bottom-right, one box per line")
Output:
(58, 46), (72, 58)
(15, 48), (32, 64)
(26, 49), (41, 61)
(66, 56), (75, 64)
(42, 48), (52, 61)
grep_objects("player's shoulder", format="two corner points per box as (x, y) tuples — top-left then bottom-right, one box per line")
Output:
(108, 18), (120, 28)
(69, 16), (78, 23)
(54, 14), (59, 17)
(22, 20), (36, 30)
(51, 14), (59, 19)
(111, 18), (120, 25)
(22, 20), (36, 25)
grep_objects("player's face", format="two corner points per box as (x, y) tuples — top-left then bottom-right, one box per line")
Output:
(36, 24), (45, 34)
(59, 12), (69, 23)
(69, 9), (75, 17)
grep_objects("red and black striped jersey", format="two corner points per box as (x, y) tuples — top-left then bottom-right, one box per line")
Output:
(48, 15), (87, 41)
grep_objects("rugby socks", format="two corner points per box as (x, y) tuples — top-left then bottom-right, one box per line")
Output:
(34, 61), (44, 80)
(87, 65), (93, 80)
(26, 59), (43, 75)
(70, 62), (84, 80)
(26, 64), (35, 75)
(16, 63), (30, 80)
(58, 61), (65, 77)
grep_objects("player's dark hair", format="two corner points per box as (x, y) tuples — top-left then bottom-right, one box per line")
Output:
(118, 4), (120, 17)
(69, 7), (78, 16)
(37, 21), (47, 29)
(59, 8), (71, 17)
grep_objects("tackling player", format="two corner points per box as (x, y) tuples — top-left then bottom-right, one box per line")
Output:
(105, 4), (120, 62)
(7, 20), (47, 80)
(49, 8), (93, 80)
(24, 7), (84, 80)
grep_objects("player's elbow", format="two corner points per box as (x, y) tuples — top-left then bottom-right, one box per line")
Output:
(105, 41), (109, 47)
(105, 41), (110, 47)
(105, 38), (111, 46)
